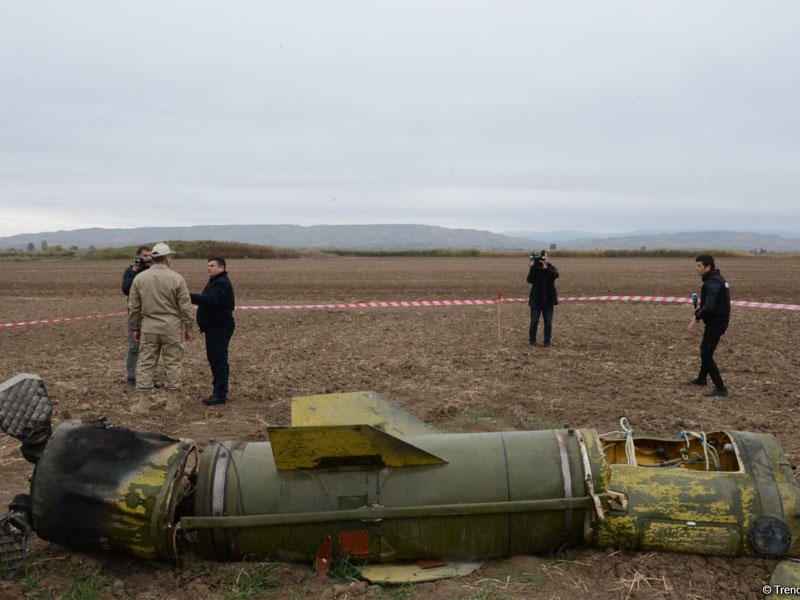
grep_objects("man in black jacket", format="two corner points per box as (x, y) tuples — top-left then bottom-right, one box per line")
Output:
(121, 246), (153, 388)
(527, 250), (559, 347)
(688, 254), (731, 397)
(190, 257), (236, 406)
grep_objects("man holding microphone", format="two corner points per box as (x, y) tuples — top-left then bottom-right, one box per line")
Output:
(688, 254), (731, 398)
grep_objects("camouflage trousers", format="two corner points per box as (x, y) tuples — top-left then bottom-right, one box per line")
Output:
(135, 331), (185, 391)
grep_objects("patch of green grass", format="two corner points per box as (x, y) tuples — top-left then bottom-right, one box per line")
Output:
(366, 583), (415, 599)
(328, 556), (363, 582)
(452, 584), (510, 600)
(517, 568), (548, 589)
(223, 563), (280, 599)
(21, 566), (46, 598)
(23, 566), (110, 600)
(466, 411), (493, 423)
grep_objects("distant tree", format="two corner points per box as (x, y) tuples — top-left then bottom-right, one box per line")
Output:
(549, 243), (557, 251)
(26, 242), (35, 252)
(40, 240), (48, 252)
(640, 246), (647, 251)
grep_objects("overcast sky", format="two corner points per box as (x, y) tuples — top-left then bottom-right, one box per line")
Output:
(2, 1), (799, 238)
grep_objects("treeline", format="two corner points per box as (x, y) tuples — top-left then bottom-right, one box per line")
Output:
(0, 241), (770, 261)
(545, 249), (753, 258)
(322, 248), (755, 258)
(323, 248), (485, 257)
(91, 241), (303, 260)
(1, 240), (302, 260)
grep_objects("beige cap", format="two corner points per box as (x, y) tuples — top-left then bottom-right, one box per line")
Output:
(151, 242), (174, 257)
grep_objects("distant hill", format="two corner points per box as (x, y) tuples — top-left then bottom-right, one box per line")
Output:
(505, 230), (800, 252)
(0, 224), (542, 251)
(564, 231), (800, 253)
(1, 224), (799, 253)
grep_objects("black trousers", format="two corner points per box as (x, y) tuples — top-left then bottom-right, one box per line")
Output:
(205, 326), (234, 400)
(529, 304), (554, 346)
(698, 320), (728, 389)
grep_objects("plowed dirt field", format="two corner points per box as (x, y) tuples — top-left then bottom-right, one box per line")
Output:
(1, 255), (799, 599)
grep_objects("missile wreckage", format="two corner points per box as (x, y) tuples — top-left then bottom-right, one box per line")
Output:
(1, 373), (800, 585)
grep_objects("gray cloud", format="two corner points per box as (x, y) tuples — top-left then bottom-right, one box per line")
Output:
(1, 1), (799, 237)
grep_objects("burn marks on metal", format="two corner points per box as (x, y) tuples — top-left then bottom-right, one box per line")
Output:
(30, 420), (194, 560)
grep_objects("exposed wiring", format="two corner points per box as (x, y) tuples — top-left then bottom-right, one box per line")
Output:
(674, 430), (720, 471)
(599, 417), (637, 466)
(621, 417), (637, 466)
(601, 419), (723, 471)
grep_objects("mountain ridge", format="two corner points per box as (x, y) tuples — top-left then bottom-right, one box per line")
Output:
(1, 224), (799, 253)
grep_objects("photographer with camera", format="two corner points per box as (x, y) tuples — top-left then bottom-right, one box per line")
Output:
(122, 246), (158, 389)
(526, 250), (559, 348)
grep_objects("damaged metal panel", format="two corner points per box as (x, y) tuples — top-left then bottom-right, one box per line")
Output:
(0, 495), (32, 578)
(0, 373), (52, 463)
(596, 430), (800, 558)
(30, 420), (195, 560)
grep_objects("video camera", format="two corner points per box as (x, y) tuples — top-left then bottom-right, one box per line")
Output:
(133, 257), (152, 270)
(529, 250), (547, 263)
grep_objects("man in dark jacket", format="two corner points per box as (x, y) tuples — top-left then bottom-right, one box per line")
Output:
(190, 257), (235, 406)
(688, 254), (731, 397)
(527, 250), (559, 347)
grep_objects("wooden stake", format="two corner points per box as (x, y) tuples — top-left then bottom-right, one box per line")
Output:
(496, 291), (503, 344)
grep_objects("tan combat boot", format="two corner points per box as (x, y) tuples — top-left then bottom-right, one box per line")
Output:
(131, 393), (151, 415)
(165, 393), (180, 413)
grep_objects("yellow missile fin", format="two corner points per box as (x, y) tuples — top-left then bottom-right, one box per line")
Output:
(290, 391), (440, 436)
(357, 561), (484, 583)
(267, 424), (447, 470)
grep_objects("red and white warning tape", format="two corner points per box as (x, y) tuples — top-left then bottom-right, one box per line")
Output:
(237, 298), (501, 311)
(559, 295), (800, 311)
(1, 311), (128, 329)
(237, 295), (800, 311)
(2, 296), (798, 329)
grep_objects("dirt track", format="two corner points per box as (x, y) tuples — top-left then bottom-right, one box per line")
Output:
(1, 255), (799, 599)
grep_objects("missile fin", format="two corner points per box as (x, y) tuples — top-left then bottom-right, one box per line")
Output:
(267, 424), (447, 470)
(357, 560), (484, 583)
(290, 391), (440, 436)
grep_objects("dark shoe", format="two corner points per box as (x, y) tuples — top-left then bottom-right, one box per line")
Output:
(688, 378), (707, 386)
(703, 387), (729, 398)
(543, 343), (551, 348)
(153, 381), (164, 389)
(202, 395), (226, 406)
(529, 342), (537, 347)
(126, 378), (136, 389)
